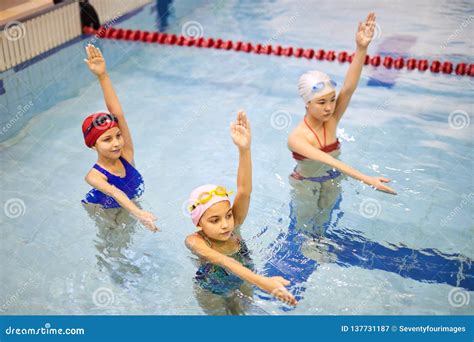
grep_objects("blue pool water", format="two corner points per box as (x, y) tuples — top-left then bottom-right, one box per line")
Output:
(0, 0), (473, 315)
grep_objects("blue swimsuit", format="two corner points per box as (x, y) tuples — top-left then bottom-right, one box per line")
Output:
(82, 156), (144, 208)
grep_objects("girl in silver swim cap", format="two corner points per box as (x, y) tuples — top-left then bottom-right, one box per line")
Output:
(289, 12), (396, 195)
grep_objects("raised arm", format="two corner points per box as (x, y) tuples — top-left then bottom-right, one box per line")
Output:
(333, 12), (376, 122)
(288, 133), (396, 194)
(85, 170), (159, 232)
(186, 234), (297, 306)
(230, 111), (252, 226)
(84, 44), (135, 163)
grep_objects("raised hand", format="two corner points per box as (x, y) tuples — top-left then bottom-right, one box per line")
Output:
(84, 44), (106, 76)
(356, 12), (376, 48)
(230, 111), (251, 150)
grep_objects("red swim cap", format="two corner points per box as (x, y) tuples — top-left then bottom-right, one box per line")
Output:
(82, 112), (119, 147)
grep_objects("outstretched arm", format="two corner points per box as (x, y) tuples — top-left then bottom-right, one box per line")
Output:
(85, 170), (159, 232)
(288, 133), (396, 194)
(84, 44), (135, 163)
(230, 111), (252, 226)
(186, 234), (297, 306)
(334, 12), (376, 122)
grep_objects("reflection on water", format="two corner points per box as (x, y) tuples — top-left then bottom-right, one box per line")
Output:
(193, 281), (256, 315)
(82, 203), (143, 288)
(289, 149), (345, 237)
(263, 156), (473, 308)
(151, 0), (173, 31)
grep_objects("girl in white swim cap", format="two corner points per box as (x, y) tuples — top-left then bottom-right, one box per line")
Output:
(289, 13), (396, 195)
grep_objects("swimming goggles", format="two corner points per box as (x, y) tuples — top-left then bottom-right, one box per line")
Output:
(84, 113), (118, 136)
(311, 80), (337, 94)
(189, 186), (234, 212)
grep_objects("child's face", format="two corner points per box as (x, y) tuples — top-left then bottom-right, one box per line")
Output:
(93, 127), (124, 159)
(306, 90), (336, 121)
(198, 201), (235, 241)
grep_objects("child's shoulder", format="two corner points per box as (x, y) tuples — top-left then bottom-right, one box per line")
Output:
(85, 167), (107, 183)
(289, 121), (307, 139)
(185, 232), (206, 250)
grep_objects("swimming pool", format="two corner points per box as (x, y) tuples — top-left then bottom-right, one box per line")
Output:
(1, 0), (472, 315)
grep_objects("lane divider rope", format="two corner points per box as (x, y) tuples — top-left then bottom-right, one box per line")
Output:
(83, 26), (474, 77)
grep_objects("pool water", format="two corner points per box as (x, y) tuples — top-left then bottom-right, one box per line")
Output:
(0, 0), (473, 315)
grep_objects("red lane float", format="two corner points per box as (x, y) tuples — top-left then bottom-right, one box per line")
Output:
(441, 62), (452, 74)
(371, 55), (381, 67)
(337, 51), (347, 63)
(468, 64), (474, 76)
(303, 48), (314, 59)
(294, 48), (304, 58)
(430, 60), (441, 73)
(325, 50), (336, 61)
(82, 27), (472, 77)
(394, 57), (404, 69)
(315, 49), (325, 60)
(383, 56), (393, 69)
(417, 59), (429, 72)
(406, 58), (417, 70)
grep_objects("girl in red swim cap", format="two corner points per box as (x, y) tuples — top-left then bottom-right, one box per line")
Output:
(81, 44), (158, 232)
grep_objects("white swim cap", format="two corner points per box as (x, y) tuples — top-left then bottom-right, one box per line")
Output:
(298, 70), (336, 104)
